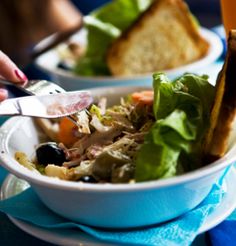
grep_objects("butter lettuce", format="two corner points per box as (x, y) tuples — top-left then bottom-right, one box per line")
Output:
(135, 73), (215, 182)
(74, 0), (153, 76)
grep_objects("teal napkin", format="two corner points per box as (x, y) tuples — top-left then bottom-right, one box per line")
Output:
(0, 166), (7, 184)
(0, 168), (229, 246)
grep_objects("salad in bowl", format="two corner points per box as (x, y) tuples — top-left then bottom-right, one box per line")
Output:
(0, 30), (235, 229)
(1, 67), (236, 227)
(15, 73), (219, 184)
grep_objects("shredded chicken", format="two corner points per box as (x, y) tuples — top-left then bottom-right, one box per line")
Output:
(98, 97), (107, 115)
(90, 114), (111, 132)
(27, 94), (155, 183)
(72, 126), (124, 155)
(74, 110), (91, 134)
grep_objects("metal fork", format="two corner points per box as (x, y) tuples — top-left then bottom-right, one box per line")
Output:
(0, 79), (66, 96)
(0, 79), (80, 125)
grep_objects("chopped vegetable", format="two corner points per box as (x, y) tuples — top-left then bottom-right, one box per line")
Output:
(45, 164), (69, 180)
(131, 90), (154, 105)
(16, 72), (216, 184)
(58, 117), (78, 147)
(135, 72), (215, 181)
(15, 152), (38, 172)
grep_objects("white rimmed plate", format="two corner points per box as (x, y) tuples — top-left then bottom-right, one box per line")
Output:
(1, 166), (236, 246)
(35, 28), (223, 90)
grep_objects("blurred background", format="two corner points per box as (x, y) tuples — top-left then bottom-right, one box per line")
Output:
(0, 0), (222, 78)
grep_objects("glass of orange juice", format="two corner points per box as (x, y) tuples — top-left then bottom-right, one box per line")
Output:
(220, 0), (236, 38)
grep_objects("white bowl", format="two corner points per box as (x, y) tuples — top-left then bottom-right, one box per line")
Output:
(0, 86), (235, 229)
(35, 28), (223, 91)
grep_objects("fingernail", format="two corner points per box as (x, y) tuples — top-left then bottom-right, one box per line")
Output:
(14, 69), (28, 82)
(21, 80), (28, 87)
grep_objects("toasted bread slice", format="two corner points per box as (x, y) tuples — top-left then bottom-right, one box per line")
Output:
(202, 30), (236, 163)
(106, 0), (209, 76)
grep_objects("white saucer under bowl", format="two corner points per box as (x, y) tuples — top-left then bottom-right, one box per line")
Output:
(1, 167), (236, 246)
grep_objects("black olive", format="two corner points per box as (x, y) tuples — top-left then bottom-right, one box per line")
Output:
(36, 142), (66, 166)
(78, 175), (97, 183)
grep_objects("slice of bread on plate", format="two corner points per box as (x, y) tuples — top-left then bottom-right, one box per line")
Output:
(106, 0), (209, 76)
(202, 30), (236, 163)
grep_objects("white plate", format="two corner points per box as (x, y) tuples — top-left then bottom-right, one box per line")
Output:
(1, 167), (236, 246)
(34, 28), (223, 90)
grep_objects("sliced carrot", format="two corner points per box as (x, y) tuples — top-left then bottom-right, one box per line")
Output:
(131, 90), (154, 105)
(58, 117), (78, 147)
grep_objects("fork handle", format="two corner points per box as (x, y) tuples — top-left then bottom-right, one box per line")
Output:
(0, 78), (32, 97)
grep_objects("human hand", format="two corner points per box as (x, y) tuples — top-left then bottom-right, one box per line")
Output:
(0, 51), (28, 101)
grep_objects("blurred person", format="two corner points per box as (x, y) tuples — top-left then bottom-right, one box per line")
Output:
(0, 51), (28, 101)
(0, 0), (82, 67)
(0, 1), (110, 100)
(0, 0), (222, 69)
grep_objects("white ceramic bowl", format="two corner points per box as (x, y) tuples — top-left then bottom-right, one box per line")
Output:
(34, 28), (223, 91)
(0, 86), (235, 229)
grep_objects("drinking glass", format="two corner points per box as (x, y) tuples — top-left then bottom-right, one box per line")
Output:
(220, 0), (236, 38)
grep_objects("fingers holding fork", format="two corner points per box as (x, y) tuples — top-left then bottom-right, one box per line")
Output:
(0, 51), (28, 101)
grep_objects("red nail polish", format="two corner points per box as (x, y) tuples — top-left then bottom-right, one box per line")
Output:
(14, 69), (28, 82)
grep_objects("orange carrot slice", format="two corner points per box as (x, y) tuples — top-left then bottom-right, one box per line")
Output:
(131, 90), (154, 105)
(58, 117), (78, 147)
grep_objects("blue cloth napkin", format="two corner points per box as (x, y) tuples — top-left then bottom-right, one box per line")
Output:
(0, 167), (7, 184)
(0, 168), (229, 246)
(207, 186), (236, 246)
(207, 220), (236, 246)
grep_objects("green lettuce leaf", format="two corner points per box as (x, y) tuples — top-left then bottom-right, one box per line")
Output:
(74, 0), (152, 76)
(135, 73), (215, 182)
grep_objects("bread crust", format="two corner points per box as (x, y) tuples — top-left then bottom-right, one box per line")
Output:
(202, 30), (236, 163)
(106, 0), (209, 76)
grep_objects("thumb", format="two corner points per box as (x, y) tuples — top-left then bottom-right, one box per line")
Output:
(0, 51), (28, 83)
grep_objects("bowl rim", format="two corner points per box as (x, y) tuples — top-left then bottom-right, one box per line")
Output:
(0, 116), (235, 192)
(0, 81), (235, 193)
(34, 27), (223, 83)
